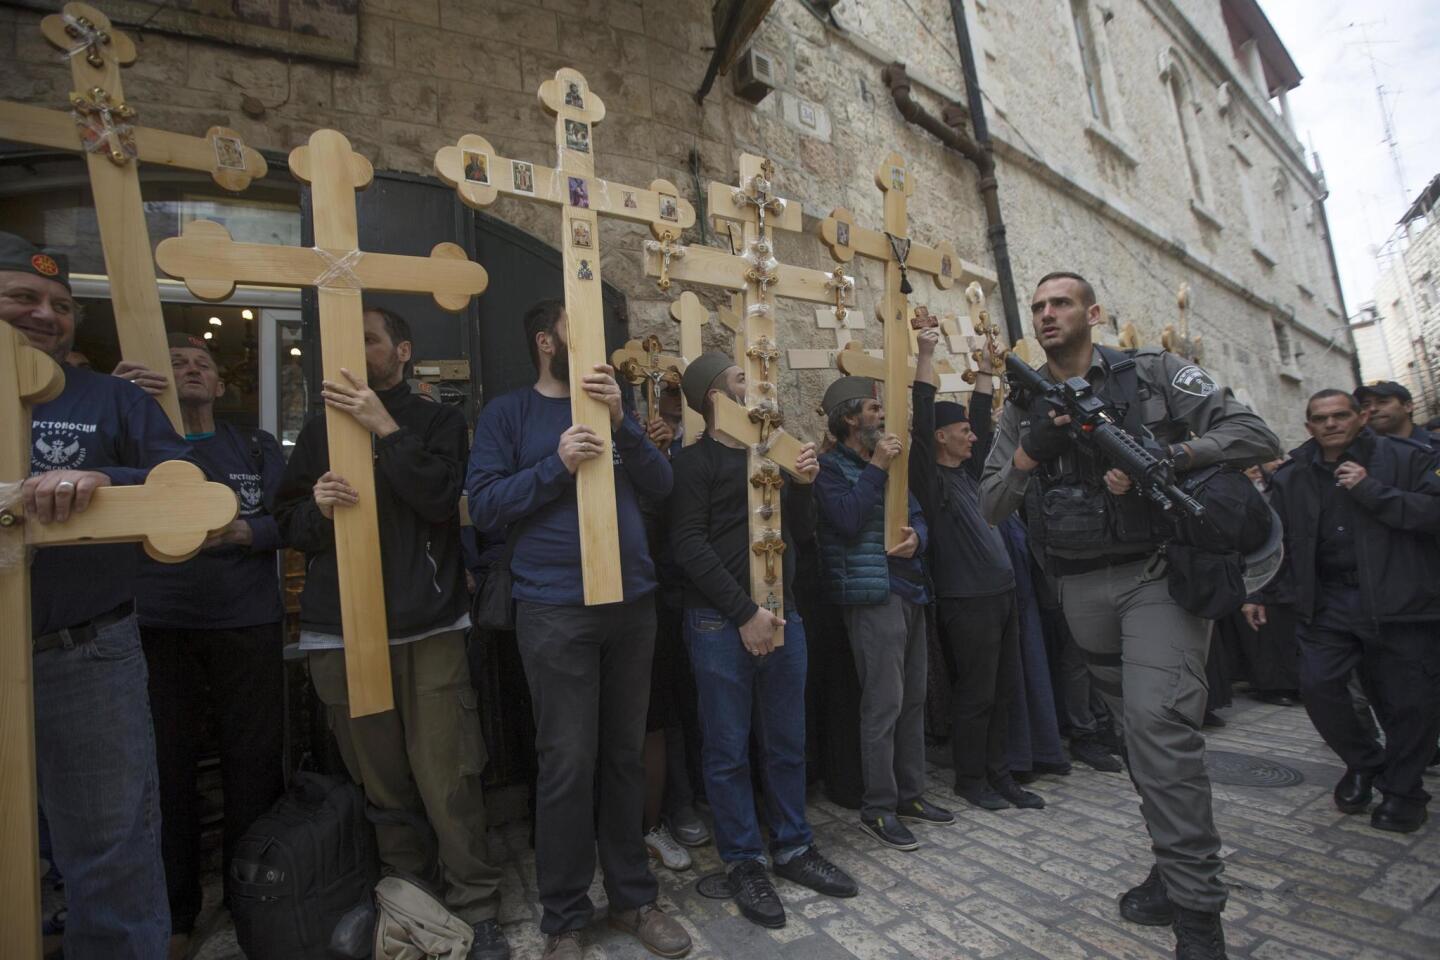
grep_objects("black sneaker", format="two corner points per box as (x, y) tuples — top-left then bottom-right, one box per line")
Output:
(1118, 864), (1174, 926)
(857, 814), (919, 851)
(468, 918), (512, 960)
(729, 860), (785, 928)
(1172, 904), (1227, 959)
(1071, 738), (1124, 773)
(897, 796), (955, 825)
(955, 783), (1011, 810)
(1031, 760), (1072, 776)
(773, 846), (858, 898)
(991, 778), (1045, 809)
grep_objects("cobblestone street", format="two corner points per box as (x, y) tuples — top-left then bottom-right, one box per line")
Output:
(175, 688), (1440, 959)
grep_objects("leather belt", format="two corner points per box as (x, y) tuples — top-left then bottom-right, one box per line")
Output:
(1049, 552), (1153, 578)
(33, 601), (134, 654)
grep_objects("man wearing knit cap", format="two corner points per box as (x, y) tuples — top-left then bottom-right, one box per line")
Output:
(910, 328), (1045, 811)
(2, 230), (190, 958)
(130, 330), (287, 954)
(814, 374), (952, 850)
(668, 352), (857, 928)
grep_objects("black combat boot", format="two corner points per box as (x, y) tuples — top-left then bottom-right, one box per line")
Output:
(1172, 905), (1227, 959)
(1119, 864), (1174, 926)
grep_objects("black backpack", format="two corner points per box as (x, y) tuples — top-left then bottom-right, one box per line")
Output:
(229, 772), (380, 960)
(1165, 465), (1275, 619)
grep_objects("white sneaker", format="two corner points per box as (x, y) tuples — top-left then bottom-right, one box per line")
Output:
(644, 824), (692, 871)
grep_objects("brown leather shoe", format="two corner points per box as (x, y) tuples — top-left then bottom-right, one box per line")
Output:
(608, 902), (692, 958)
(541, 931), (582, 960)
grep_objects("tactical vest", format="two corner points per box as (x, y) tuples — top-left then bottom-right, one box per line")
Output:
(1024, 346), (1164, 556)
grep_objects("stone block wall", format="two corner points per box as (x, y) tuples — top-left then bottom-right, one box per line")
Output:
(0, 0), (1354, 443)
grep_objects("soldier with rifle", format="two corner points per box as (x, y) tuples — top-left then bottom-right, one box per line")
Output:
(980, 272), (1281, 960)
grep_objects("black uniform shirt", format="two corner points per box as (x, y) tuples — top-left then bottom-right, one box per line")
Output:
(1313, 459), (1357, 580)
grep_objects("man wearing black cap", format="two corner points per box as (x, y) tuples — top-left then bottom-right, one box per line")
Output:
(667, 352), (857, 928)
(910, 328), (1044, 811)
(1355, 381), (1433, 449)
(273, 304), (511, 960)
(130, 332), (287, 952)
(2, 231), (190, 957)
(814, 374), (952, 851)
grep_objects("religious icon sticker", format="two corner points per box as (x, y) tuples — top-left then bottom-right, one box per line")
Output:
(564, 119), (590, 153)
(836, 221), (851, 248)
(577, 259), (594, 280)
(512, 160), (535, 194)
(568, 176), (589, 209)
(571, 218), (592, 249)
(623, 191), (638, 209)
(941, 254), (953, 279)
(212, 134), (246, 171)
(890, 165), (906, 191)
(564, 81), (584, 108)
(463, 150), (490, 185)
(658, 193), (679, 222)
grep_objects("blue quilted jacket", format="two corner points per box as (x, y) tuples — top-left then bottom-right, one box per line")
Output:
(814, 443), (930, 606)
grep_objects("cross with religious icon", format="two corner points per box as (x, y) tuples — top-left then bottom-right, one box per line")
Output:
(1, 326), (238, 960)
(817, 152), (990, 549)
(611, 334), (685, 425)
(156, 128), (489, 718)
(642, 153), (852, 640)
(434, 67), (696, 606)
(0, 2), (268, 431)
(670, 292), (707, 446)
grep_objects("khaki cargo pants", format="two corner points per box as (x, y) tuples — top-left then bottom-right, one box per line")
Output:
(1059, 558), (1225, 914)
(309, 629), (501, 923)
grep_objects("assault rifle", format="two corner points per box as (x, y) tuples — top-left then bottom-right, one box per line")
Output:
(1004, 353), (1206, 519)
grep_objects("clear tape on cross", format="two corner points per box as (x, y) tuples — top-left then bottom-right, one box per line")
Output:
(58, 12), (104, 61)
(74, 108), (137, 161)
(0, 479), (24, 570)
(312, 248), (365, 291)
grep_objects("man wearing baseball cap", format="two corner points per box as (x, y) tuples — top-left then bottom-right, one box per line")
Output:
(1, 230), (190, 958)
(814, 374), (952, 851)
(667, 352), (857, 928)
(1355, 381), (1433, 449)
(131, 331), (288, 953)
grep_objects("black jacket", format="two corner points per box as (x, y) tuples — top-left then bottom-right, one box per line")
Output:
(1268, 428), (1440, 626)
(272, 383), (469, 636)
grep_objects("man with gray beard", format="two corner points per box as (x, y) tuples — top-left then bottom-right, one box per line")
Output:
(814, 377), (952, 851)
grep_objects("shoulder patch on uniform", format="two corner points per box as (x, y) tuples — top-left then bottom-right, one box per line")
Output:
(1171, 364), (1217, 398)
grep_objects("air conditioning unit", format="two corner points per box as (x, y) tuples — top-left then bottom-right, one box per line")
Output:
(733, 47), (776, 105)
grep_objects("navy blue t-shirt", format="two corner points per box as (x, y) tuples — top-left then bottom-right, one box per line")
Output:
(28, 365), (192, 636)
(135, 422), (286, 629)
(466, 387), (672, 606)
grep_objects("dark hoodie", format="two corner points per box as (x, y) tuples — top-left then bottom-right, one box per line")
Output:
(271, 382), (469, 637)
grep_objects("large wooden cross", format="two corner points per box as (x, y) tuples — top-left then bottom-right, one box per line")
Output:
(434, 68), (695, 606)
(818, 153), (990, 549)
(611, 334), (684, 424)
(155, 129), (488, 717)
(642, 153), (850, 640)
(0, 2), (268, 431)
(1, 326), (237, 959)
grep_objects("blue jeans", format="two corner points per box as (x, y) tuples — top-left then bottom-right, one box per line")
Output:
(684, 607), (812, 864)
(34, 612), (169, 958)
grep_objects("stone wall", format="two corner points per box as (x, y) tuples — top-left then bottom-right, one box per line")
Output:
(0, 0), (1353, 443)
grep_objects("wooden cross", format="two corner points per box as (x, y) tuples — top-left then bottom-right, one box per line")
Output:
(670, 292), (705, 446)
(960, 282), (1008, 412)
(1, 326), (237, 959)
(1162, 282), (1203, 363)
(611, 334), (684, 424)
(818, 153), (991, 549)
(0, 2), (268, 431)
(434, 67), (696, 606)
(156, 129), (488, 717)
(642, 153), (849, 640)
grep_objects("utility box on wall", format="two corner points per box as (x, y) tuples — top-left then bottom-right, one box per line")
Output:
(733, 47), (777, 104)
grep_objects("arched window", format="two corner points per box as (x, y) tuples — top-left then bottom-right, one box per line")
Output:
(1158, 47), (1211, 207)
